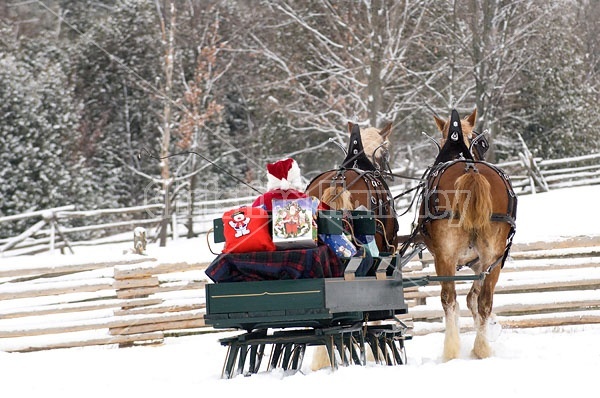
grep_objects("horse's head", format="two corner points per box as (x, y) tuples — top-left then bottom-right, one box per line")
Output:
(433, 108), (488, 163)
(346, 121), (392, 172)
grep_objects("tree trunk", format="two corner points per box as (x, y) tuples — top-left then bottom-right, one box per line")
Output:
(367, 0), (384, 127)
(186, 156), (197, 239)
(158, 1), (176, 247)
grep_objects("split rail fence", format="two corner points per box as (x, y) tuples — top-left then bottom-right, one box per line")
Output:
(399, 237), (600, 335)
(0, 255), (208, 353)
(1, 237), (599, 352)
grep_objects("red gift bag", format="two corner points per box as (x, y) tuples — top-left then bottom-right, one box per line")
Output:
(222, 206), (276, 253)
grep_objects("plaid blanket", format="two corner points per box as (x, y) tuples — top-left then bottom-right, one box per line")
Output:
(205, 244), (344, 283)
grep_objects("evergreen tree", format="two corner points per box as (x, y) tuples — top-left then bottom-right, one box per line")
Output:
(67, 0), (164, 208)
(0, 30), (97, 236)
(510, 0), (599, 160)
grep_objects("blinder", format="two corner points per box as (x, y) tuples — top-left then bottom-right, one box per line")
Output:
(469, 130), (489, 160)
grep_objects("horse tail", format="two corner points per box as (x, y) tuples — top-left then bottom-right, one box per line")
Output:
(320, 186), (353, 210)
(453, 172), (492, 238)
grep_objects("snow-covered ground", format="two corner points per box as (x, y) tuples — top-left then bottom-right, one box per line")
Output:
(1, 185), (600, 397)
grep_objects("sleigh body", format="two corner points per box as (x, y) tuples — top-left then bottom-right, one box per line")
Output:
(203, 210), (416, 377)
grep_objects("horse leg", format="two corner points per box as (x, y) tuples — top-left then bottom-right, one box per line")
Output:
(466, 279), (488, 357)
(466, 279), (482, 323)
(439, 277), (460, 361)
(472, 264), (501, 359)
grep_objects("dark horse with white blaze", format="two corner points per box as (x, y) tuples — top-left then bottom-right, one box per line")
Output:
(419, 108), (517, 360)
(305, 121), (399, 254)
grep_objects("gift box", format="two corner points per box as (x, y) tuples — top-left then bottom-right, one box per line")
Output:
(355, 234), (379, 258)
(272, 197), (317, 249)
(319, 233), (357, 258)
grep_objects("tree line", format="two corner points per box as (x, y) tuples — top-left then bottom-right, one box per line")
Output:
(1, 0), (598, 239)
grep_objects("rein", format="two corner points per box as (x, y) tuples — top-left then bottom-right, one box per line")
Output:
(140, 148), (263, 195)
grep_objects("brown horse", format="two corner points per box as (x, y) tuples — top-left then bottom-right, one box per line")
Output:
(308, 121), (397, 370)
(305, 121), (398, 253)
(419, 108), (517, 360)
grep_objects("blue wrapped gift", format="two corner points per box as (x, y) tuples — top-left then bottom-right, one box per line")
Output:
(319, 233), (357, 258)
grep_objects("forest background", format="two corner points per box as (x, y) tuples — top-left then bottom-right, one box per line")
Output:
(1, 0), (598, 239)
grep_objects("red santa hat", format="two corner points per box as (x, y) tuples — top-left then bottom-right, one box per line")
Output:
(266, 158), (303, 191)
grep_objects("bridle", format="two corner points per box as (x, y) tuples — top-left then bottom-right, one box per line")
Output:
(371, 141), (392, 175)
(469, 130), (489, 161)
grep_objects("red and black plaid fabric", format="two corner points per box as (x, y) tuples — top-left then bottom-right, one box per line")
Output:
(205, 244), (344, 283)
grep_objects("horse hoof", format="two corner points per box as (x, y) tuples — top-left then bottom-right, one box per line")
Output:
(472, 337), (492, 359)
(443, 345), (461, 361)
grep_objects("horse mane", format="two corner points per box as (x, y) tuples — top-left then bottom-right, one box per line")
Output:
(320, 186), (353, 210)
(361, 127), (388, 166)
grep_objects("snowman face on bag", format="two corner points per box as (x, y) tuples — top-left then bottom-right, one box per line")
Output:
(232, 212), (245, 223)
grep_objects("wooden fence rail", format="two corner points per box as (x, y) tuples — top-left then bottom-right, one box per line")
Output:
(0, 255), (208, 352)
(399, 242), (600, 335)
(1, 237), (599, 352)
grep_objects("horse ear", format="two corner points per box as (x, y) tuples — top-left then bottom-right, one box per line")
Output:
(347, 121), (354, 134)
(434, 115), (446, 133)
(466, 108), (477, 127)
(379, 122), (392, 140)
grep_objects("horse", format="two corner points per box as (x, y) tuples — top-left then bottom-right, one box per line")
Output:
(306, 121), (397, 370)
(418, 108), (517, 360)
(305, 121), (399, 254)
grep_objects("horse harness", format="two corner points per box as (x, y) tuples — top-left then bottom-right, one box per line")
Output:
(418, 159), (517, 273)
(320, 167), (399, 249)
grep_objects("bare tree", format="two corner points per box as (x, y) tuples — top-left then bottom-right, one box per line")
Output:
(427, 1), (568, 161)
(240, 0), (440, 164)
(175, 14), (226, 238)
(154, 0), (176, 246)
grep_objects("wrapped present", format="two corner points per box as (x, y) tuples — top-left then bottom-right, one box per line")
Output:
(355, 234), (379, 258)
(272, 197), (317, 249)
(319, 233), (357, 258)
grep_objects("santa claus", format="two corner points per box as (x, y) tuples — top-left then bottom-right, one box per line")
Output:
(252, 158), (307, 211)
